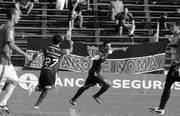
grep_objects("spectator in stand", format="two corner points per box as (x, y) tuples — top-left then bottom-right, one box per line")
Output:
(56, 0), (68, 10)
(69, 0), (83, 28)
(149, 31), (159, 43)
(110, 0), (124, 21)
(115, 7), (135, 36)
(15, 0), (38, 15)
(159, 13), (167, 30)
(177, 8), (180, 14)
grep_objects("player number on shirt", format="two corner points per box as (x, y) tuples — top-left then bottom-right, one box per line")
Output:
(44, 57), (59, 67)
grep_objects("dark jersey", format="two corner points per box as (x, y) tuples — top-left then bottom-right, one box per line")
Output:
(42, 45), (65, 73)
(89, 51), (108, 74)
(118, 12), (134, 23)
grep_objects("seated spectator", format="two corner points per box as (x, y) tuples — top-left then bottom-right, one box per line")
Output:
(115, 7), (136, 36)
(110, 0), (124, 21)
(79, 0), (92, 10)
(56, 0), (68, 10)
(69, 0), (83, 28)
(159, 13), (167, 30)
(177, 8), (180, 14)
(149, 31), (159, 43)
(15, 0), (38, 15)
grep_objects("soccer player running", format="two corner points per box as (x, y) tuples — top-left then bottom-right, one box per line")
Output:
(0, 8), (33, 113)
(30, 33), (73, 109)
(149, 22), (180, 115)
(69, 41), (126, 106)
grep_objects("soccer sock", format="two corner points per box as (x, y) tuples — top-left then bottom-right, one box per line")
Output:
(71, 86), (89, 101)
(34, 90), (48, 106)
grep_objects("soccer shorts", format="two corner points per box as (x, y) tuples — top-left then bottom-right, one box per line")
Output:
(84, 72), (106, 87)
(38, 69), (56, 90)
(0, 64), (19, 88)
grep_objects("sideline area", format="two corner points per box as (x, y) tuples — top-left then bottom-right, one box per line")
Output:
(1, 71), (180, 116)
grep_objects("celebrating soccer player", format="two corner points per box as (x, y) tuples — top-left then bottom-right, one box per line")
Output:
(29, 33), (73, 109)
(69, 41), (116, 106)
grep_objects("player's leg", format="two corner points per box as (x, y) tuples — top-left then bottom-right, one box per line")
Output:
(70, 84), (93, 105)
(33, 70), (56, 109)
(33, 89), (49, 109)
(70, 75), (96, 105)
(0, 64), (7, 93)
(28, 70), (45, 95)
(93, 75), (111, 104)
(0, 64), (18, 113)
(0, 81), (16, 113)
(26, 2), (34, 14)
(149, 64), (177, 115)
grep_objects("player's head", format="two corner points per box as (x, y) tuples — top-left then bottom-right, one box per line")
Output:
(161, 13), (167, 16)
(124, 7), (128, 14)
(101, 41), (112, 54)
(73, 0), (79, 4)
(7, 8), (20, 24)
(31, 0), (38, 2)
(52, 34), (63, 45)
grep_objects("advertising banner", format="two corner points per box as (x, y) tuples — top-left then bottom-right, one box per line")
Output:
(26, 39), (168, 74)
(17, 70), (180, 95)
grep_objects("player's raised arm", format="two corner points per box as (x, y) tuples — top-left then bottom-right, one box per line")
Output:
(62, 29), (74, 55)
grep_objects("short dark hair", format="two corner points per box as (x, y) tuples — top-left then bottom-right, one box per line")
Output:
(102, 41), (110, 46)
(123, 7), (128, 10)
(52, 34), (63, 45)
(6, 8), (18, 20)
(161, 13), (167, 16)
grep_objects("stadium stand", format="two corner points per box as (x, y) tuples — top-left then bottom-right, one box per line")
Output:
(0, 0), (180, 71)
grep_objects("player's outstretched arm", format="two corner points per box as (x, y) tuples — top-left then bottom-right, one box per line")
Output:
(90, 55), (100, 60)
(112, 47), (128, 52)
(31, 50), (44, 60)
(8, 41), (33, 62)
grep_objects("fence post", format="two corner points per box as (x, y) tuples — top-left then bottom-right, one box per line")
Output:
(93, 0), (100, 42)
(144, 0), (151, 36)
(42, 3), (47, 39)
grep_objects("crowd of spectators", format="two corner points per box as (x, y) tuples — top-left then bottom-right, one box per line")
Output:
(1, 0), (180, 42)
(115, 7), (135, 36)
(69, 0), (83, 29)
(15, 0), (38, 15)
(110, 0), (124, 21)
